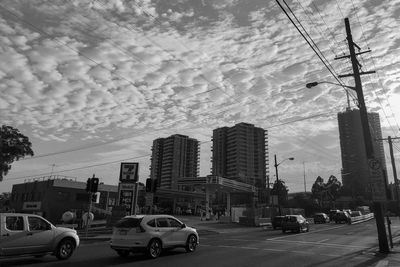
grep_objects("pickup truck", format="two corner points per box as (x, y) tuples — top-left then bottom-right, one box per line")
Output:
(0, 213), (80, 260)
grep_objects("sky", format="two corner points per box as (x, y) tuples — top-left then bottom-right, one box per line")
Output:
(1, 0), (400, 194)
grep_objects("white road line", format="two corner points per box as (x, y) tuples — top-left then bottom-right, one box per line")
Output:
(267, 225), (347, 240)
(317, 238), (330, 243)
(265, 239), (370, 249)
(202, 243), (344, 258)
(375, 260), (389, 267)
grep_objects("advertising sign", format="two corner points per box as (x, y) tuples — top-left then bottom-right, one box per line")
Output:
(119, 162), (139, 183)
(368, 158), (387, 202)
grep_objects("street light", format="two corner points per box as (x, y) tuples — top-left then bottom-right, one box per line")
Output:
(274, 155), (294, 215)
(306, 81), (356, 109)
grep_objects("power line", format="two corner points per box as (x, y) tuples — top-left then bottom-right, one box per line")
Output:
(275, 0), (357, 104)
(5, 110), (339, 181)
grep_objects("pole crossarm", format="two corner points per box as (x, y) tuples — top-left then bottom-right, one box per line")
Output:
(335, 50), (372, 60)
(338, 71), (376, 78)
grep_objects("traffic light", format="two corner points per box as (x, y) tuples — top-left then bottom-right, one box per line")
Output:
(85, 178), (92, 192)
(91, 177), (99, 193)
(145, 178), (152, 192)
(91, 192), (100, 203)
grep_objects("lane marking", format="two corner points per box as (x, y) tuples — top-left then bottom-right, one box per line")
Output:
(317, 238), (330, 243)
(375, 260), (389, 267)
(201, 243), (347, 258)
(265, 239), (370, 249)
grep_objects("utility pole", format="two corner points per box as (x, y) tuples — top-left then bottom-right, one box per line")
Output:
(303, 162), (306, 193)
(335, 18), (389, 253)
(274, 155), (281, 215)
(376, 136), (400, 201)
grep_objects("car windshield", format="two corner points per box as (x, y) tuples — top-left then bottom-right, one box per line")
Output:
(115, 217), (143, 228)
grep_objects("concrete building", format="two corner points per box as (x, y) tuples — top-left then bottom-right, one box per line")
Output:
(150, 134), (199, 190)
(9, 175), (120, 224)
(338, 109), (387, 199)
(212, 122), (268, 188)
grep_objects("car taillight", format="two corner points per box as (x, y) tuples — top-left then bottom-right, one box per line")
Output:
(136, 226), (146, 233)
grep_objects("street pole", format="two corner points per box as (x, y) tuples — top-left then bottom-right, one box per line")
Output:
(343, 17), (389, 253)
(85, 192), (92, 238)
(132, 182), (139, 215)
(274, 155), (281, 215)
(303, 161), (306, 193)
(388, 136), (400, 202)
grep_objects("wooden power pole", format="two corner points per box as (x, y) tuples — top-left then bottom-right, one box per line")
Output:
(335, 18), (389, 253)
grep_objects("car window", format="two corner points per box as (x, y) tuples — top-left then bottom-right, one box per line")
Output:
(147, 219), (156, 227)
(28, 216), (49, 231)
(168, 218), (182, 228)
(156, 218), (169, 228)
(115, 217), (143, 228)
(6, 216), (24, 231)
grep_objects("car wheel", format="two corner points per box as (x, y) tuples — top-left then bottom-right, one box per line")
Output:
(306, 226), (309, 232)
(282, 228), (286, 233)
(147, 239), (162, 259)
(297, 227), (301, 233)
(116, 250), (130, 257)
(185, 234), (198, 252)
(55, 238), (75, 260)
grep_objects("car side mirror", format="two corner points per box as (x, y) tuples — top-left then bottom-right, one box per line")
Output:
(181, 223), (186, 228)
(46, 224), (52, 230)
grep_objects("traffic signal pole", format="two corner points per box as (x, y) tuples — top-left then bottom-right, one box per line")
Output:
(336, 18), (389, 253)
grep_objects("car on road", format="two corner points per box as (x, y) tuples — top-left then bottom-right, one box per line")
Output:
(313, 213), (330, 224)
(0, 213), (79, 260)
(272, 216), (285, 229)
(110, 214), (199, 259)
(281, 215), (309, 233)
(334, 211), (351, 224)
(329, 209), (340, 221)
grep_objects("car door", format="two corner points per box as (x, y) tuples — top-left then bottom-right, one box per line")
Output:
(0, 215), (29, 256)
(25, 216), (55, 253)
(167, 218), (187, 246)
(155, 217), (175, 247)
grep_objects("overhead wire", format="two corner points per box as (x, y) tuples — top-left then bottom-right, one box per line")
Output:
(275, 0), (358, 104)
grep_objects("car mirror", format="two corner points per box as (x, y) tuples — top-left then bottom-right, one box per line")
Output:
(46, 224), (52, 230)
(181, 223), (186, 228)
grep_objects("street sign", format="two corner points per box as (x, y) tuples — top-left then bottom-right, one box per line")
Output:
(368, 158), (387, 202)
(119, 162), (139, 183)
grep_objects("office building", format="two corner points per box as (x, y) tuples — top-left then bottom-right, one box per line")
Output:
(212, 122), (268, 188)
(150, 134), (199, 190)
(338, 109), (387, 198)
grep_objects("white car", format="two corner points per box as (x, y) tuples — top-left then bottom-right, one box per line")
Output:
(110, 214), (199, 258)
(0, 213), (79, 260)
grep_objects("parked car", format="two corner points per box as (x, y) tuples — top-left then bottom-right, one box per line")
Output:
(110, 214), (199, 259)
(334, 211), (351, 224)
(313, 213), (330, 224)
(281, 215), (309, 233)
(350, 211), (362, 217)
(0, 213), (79, 260)
(329, 210), (340, 221)
(272, 216), (285, 229)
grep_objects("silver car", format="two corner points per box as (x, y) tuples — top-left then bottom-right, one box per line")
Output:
(110, 214), (199, 258)
(0, 213), (79, 260)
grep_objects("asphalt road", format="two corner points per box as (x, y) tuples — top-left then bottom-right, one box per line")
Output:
(1, 219), (399, 267)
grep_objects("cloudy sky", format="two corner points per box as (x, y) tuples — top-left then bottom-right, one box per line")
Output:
(1, 0), (399, 193)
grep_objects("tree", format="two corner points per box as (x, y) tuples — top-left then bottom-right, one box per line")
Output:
(0, 125), (34, 181)
(311, 175), (342, 208)
(271, 179), (289, 206)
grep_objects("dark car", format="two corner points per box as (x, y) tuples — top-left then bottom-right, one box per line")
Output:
(329, 210), (339, 221)
(334, 211), (350, 224)
(272, 216), (285, 229)
(282, 215), (309, 233)
(313, 213), (329, 224)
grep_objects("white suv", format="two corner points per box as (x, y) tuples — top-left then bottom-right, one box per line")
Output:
(0, 213), (79, 260)
(110, 214), (199, 259)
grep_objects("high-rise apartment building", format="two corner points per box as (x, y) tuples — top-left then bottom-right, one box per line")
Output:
(338, 109), (387, 198)
(150, 134), (199, 190)
(212, 122), (268, 188)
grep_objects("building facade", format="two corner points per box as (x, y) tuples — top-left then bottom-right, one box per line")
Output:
(338, 109), (387, 199)
(150, 134), (200, 190)
(9, 176), (119, 224)
(212, 122), (268, 189)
